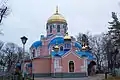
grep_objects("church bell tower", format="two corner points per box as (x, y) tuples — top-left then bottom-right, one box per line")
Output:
(46, 6), (68, 36)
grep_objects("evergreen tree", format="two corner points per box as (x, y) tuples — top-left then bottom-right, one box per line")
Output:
(108, 12), (120, 75)
(108, 12), (120, 47)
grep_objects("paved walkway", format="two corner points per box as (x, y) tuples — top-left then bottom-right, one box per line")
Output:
(88, 74), (105, 80)
(35, 74), (105, 80)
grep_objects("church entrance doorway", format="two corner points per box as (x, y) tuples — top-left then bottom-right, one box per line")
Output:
(69, 61), (74, 72)
(88, 61), (96, 76)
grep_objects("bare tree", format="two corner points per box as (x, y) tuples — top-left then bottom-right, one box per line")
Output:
(0, 0), (9, 22)
(0, 42), (23, 75)
(88, 34), (103, 70)
(76, 32), (108, 72)
(76, 32), (83, 44)
(0, 0), (10, 35)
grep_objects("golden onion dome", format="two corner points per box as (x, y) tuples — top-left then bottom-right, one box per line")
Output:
(64, 32), (71, 40)
(47, 6), (67, 23)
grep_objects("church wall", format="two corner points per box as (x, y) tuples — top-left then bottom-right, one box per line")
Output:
(41, 45), (48, 56)
(32, 58), (51, 73)
(39, 48), (42, 56)
(47, 30), (50, 35)
(46, 23), (66, 36)
(40, 40), (49, 56)
(72, 44), (80, 52)
(51, 58), (54, 73)
(53, 28), (56, 34)
(61, 28), (64, 35)
(37, 47), (41, 56)
(62, 52), (85, 73)
(71, 46), (76, 52)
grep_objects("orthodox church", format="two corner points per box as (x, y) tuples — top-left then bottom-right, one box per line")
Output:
(24, 6), (96, 78)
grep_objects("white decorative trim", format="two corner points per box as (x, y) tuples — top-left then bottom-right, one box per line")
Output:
(47, 34), (63, 41)
(31, 48), (36, 58)
(47, 36), (64, 49)
(72, 52), (81, 59)
(35, 49), (37, 57)
(80, 58), (88, 73)
(62, 50), (81, 59)
(49, 48), (50, 55)
(42, 40), (44, 45)
(29, 49), (32, 59)
(71, 43), (72, 50)
(54, 58), (62, 73)
(62, 50), (72, 58)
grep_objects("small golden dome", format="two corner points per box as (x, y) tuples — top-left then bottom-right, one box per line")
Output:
(85, 45), (88, 48)
(54, 45), (59, 52)
(64, 32), (71, 40)
(47, 6), (67, 23)
(54, 45), (59, 49)
(82, 46), (86, 50)
(64, 36), (71, 40)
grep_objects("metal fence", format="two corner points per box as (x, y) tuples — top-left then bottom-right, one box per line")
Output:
(0, 75), (32, 80)
(114, 68), (120, 76)
(0, 75), (22, 80)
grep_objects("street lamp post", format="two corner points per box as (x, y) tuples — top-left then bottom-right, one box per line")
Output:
(21, 36), (28, 80)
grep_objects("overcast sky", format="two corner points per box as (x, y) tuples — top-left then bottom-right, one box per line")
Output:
(0, 0), (120, 51)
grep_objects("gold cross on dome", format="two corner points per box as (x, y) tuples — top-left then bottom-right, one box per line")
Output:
(56, 5), (58, 14)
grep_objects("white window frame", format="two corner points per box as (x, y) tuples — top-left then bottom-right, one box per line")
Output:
(37, 47), (40, 56)
(68, 60), (75, 73)
(60, 46), (64, 51)
(54, 58), (59, 68)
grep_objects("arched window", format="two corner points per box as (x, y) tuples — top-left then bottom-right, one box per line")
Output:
(53, 24), (55, 28)
(63, 25), (67, 33)
(50, 25), (52, 33)
(64, 27), (67, 33)
(46, 25), (48, 30)
(60, 46), (63, 51)
(69, 61), (74, 72)
(65, 44), (71, 49)
(57, 25), (60, 32)
(63, 24), (65, 28)
(52, 46), (55, 50)
(67, 44), (71, 48)
(32, 49), (35, 57)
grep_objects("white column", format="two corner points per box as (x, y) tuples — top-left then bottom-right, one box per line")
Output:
(54, 58), (56, 77)
(84, 58), (88, 76)
(54, 58), (61, 72)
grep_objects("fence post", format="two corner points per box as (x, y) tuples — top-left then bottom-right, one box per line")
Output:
(105, 72), (108, 79)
